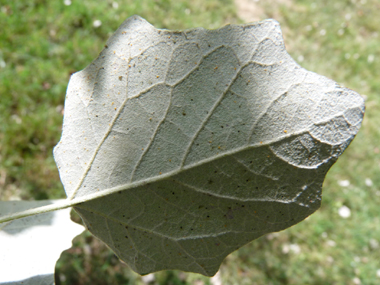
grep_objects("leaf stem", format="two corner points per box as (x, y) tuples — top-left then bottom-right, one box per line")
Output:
(0, 200), (74, 224)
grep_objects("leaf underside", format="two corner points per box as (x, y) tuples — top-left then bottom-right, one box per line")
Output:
(54, 15), (364, 276)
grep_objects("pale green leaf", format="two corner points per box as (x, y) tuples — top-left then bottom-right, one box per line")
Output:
(53, 15), (364, 276)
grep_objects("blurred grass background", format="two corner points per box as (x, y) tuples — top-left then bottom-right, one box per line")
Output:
(0, 0), (379, 284)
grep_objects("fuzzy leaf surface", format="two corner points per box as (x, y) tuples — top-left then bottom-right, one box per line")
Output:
(53, 15), (364, 276)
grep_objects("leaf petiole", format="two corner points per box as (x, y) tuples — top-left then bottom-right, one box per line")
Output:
(0, 199), (74, 224)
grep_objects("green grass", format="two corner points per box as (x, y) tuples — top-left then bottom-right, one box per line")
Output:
(1, 0), (379, 284)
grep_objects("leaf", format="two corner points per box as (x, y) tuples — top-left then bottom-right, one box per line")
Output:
(53, 15), (364, 276)
(0, 200), (84, 285)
